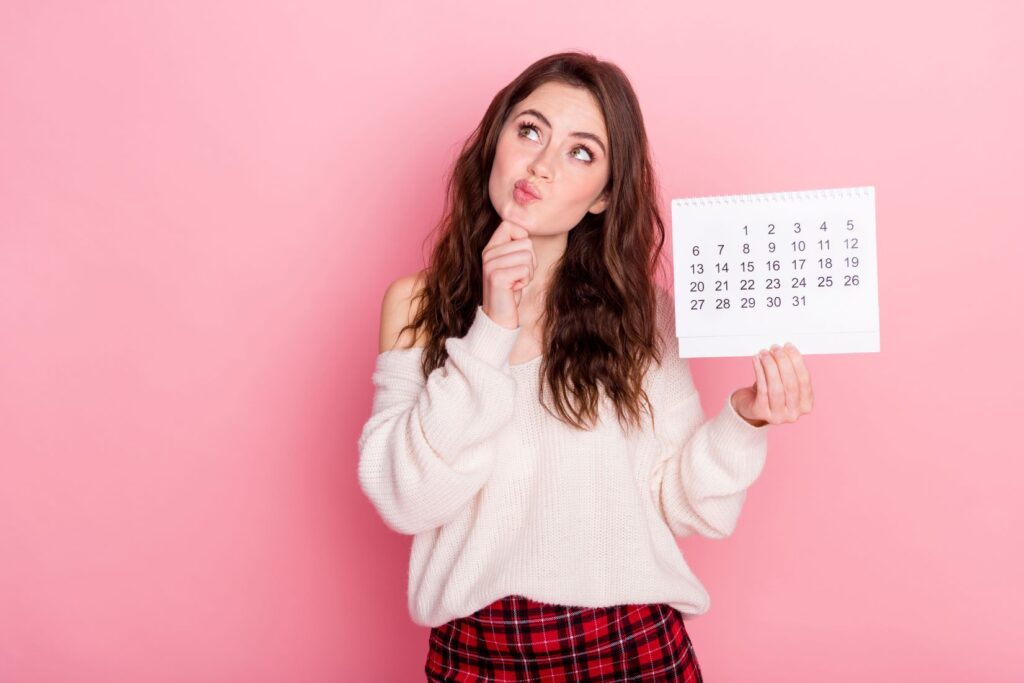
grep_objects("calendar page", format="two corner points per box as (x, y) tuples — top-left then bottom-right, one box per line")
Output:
(670, 186), (879, 358)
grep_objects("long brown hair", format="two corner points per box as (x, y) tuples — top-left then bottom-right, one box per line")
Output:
(400, 50), (669, 432)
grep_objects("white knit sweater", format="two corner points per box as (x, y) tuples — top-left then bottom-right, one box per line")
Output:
(357, 287), (770, 628)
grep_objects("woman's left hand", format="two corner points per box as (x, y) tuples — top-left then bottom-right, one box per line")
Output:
(730, 343), (814, 427)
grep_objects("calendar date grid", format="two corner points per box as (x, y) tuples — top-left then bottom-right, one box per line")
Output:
(682, 217), (866, 314)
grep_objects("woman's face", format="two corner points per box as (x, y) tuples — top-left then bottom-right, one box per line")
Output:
(488, 81), (610, 236)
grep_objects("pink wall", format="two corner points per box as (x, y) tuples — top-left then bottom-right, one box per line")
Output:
(2, 2), (1021, 681)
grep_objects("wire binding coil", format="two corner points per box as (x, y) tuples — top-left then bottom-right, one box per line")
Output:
(675, 186), (874, 208)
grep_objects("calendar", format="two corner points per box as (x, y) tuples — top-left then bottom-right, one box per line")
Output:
(670, 186), (879, 358)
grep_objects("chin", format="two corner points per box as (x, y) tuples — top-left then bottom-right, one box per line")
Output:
(502, 201), (536, 226)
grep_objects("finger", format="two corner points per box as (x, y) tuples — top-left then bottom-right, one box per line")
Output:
(501, 222), (530, 246)
(506, 233), (536, 270)
(483, 239), (534, 264)
(486, 222), (512, 247)
(486, 237), (533, 256)
(510, 227), (537, 270)
(771, 344), (800, 421)
(502, 264), (532, 290)
(517, 241), (537, 273)
(485, 221), (525, 248)
(759, 349), (785, 422)
(752, 352), (768, 419)
(783, 343), (814, 411)
(487, 251), (535, 282)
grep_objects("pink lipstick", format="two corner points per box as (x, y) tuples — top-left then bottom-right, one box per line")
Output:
(513, 180), (540, 205)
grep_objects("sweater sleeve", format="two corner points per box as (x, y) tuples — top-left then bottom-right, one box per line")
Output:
(357, 306), (522, 535)
(648, 287), (771, 539)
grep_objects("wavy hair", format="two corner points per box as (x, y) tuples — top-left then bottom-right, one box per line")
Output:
(400, 50), (669, 432)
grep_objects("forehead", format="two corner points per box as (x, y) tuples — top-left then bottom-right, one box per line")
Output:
(515, 81), (607, 136)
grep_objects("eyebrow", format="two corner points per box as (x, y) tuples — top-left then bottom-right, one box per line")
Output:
(514, 108), (607, 156)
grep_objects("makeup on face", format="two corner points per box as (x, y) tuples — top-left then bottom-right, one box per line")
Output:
(513, 179), (541, 205)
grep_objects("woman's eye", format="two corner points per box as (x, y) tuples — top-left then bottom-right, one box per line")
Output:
(572, 146), (593, 163)
(518, 122), (595, 164)
(518, 123), (539, 141)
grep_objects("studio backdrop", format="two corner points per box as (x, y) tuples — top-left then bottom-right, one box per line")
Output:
(1, 1), (1021, 681)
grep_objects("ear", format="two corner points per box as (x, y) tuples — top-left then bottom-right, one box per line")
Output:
(589, 189), (609, 215)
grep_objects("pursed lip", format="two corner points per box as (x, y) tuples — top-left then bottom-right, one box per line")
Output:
(514, 179), (542, 200)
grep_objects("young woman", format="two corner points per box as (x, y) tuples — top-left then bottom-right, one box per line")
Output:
(358, 51), (813, 682)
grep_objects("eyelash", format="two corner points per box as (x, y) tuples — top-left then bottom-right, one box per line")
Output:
(517, 120), (597, 164)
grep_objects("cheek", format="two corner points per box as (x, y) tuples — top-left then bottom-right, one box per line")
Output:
(490, 142), (514, 183)
(492, 147), (511, 176)
(494, 137), (526, 172)
(488, 141), (521, 207)
(564, 177), (605, 205)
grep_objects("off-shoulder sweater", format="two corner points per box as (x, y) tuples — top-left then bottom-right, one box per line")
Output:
(356, 287), (771, 628)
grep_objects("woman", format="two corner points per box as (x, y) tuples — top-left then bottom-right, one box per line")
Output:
(358, 51), (813, 682)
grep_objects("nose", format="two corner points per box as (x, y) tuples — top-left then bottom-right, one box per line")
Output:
(527, 144), (555, 182)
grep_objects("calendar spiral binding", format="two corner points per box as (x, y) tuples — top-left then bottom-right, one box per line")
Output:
(673, 185), (874, 207)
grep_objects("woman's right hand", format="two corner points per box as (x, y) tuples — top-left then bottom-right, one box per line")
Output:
(481, 219), (536, 329)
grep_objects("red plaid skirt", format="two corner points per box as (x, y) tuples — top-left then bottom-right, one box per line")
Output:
(425, 594), (703, 682)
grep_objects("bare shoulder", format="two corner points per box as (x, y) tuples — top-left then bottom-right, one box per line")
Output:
(379, 270), (429, 353)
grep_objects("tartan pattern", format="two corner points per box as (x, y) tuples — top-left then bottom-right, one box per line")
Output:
(425, 594), (703, 682)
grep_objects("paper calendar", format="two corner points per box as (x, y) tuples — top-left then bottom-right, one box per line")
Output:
(670, 186), (879, 358)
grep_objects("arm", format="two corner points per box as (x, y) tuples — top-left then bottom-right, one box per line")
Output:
(648, 288), (770, 539)
(357, 305), (521, 535)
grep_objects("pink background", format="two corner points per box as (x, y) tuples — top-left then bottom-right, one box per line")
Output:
(2, 2), (1022, 681)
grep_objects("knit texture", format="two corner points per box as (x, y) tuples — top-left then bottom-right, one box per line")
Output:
(357, 286), (770, 628)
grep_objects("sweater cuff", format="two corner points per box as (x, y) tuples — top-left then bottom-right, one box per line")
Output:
(460, 306), (522, 368)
